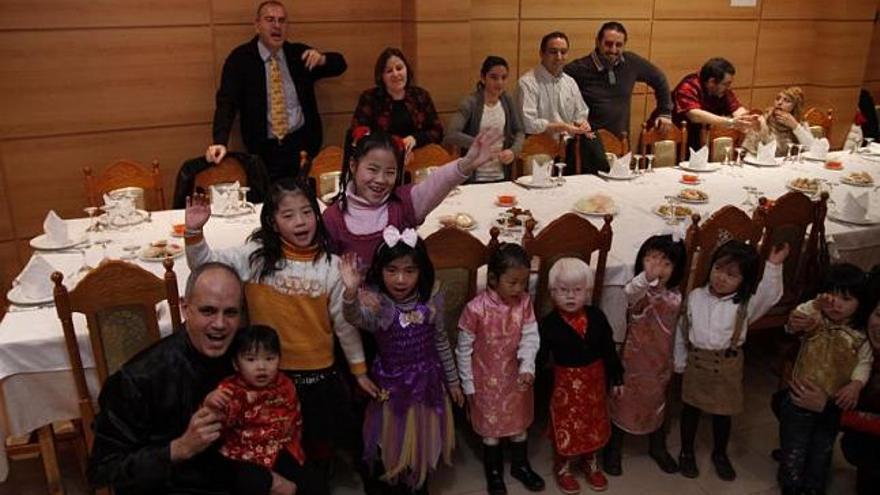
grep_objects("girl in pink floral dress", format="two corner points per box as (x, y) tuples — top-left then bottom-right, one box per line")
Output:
(456, 243), (545, 495)
(606, 234), (687, 476)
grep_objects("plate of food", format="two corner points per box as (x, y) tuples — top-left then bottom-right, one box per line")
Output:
(494, 207), (537, 230)
(598, 170), (637, 181)
(743, 155), (782, 167)
(840, 171), (875, 187)
(514, 175), (557, 189)
(438, 213), (477, 230)
(573, 194), (617, 216)
(139, 240), (184, 262)
(678, 161), (722, 172)
(653, 204), (694, 220)
(495, 194), (518, 207)
(787, 177), (821, 195)
(680, 174), (702, 186)
(677, 188), (709, 204)
(824, 160), (844, 171)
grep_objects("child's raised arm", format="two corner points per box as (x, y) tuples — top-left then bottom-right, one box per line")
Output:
(748, 242), (789, 323)
(340, 252), (384, 332)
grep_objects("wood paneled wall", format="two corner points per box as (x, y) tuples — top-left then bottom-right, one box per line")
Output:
(0, 0), (877, 300)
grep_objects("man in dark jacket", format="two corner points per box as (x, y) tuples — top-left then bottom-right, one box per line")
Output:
(207, 1), (346, 181)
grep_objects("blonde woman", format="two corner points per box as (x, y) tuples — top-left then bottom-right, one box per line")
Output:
(743, 86), (813, 156)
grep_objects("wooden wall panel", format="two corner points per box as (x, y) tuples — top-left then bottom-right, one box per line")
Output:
(0, 148), (13, 241)
(650, 21), (758, 88)
(410, 22), (472, 111)
(762, 0), (877, 20)
(520, 0), (651, 19)
(0, 0), (208, 30)
(0, 28), (214, 139)
(2, 125), (210, 237)
(866, 81), (880, 103)
(811, 21), (874, 86)
(653, 0), (761, 19)
(866, 19), (880, 83)
(0, 241), (21, 307)
(471, 20), (520, 79)
(518, 20), (651, 75)
(212, 0), (402, 24)
(629, 94), (648, 144)
(407, 0), (470, 21)
(321, 113), (354, 149)
(472, 0), (519, 19)
(753, 21), (813, 87)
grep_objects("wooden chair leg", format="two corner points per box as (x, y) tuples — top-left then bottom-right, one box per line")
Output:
(71, 420), (89, 478)
(37, 424), (65, 495)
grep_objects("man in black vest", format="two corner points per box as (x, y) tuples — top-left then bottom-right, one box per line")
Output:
(206, 1), (347, 182)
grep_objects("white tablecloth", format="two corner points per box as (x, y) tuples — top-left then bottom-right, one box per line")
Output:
(1, 151), (878, 481)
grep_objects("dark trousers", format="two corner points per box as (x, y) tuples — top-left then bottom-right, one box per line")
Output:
(778, 390), (840, 493)
(841, 429), (880, 495)
(231, 450), (327, 495)
(564, 134), (610, 175)
(255, 128), (307, 183)
(680, 403), (731, 454)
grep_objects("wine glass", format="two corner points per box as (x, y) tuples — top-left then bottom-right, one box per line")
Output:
(645, 154), (655, 173)
(735, 146), (745, 167)
(784, 142), (795, 162)
(94, 237), (112, 260)
(554, 161), (567, 185)
(663, 195), (678, 225)
(84, 206), (99, 233)
(793, 143), (804, 163)
(864, 137), (876, 154)
(741, 186), (756, 209)
(632, 154), (643, 175)
(121, 244), (140, 260)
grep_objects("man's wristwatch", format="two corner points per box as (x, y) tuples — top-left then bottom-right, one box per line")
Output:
(726, 117), (735, 128)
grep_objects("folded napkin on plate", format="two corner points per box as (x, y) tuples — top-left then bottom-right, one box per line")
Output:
(17, 255), (55, 300)
(841, 191), (870, 221)
(42, 210), (69, 245)
(531, 157), (552, 185)
(757, 140), (777, 163)
(211, 181), (240, 212)
(688, 146), (709, 170)
(609, 152), (632, 177)
(809, 138), (830, 159)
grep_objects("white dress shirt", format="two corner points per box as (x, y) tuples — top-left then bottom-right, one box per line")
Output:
(516, 63), (590, 138)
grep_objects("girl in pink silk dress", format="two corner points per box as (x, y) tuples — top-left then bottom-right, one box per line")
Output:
(456, 243), (545, 495)
(606, 235), (687, 476)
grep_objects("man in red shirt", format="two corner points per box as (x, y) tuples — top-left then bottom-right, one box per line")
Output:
(672, 57), (756, 149)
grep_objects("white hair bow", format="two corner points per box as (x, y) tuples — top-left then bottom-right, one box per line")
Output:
(382, 225), (418, 248)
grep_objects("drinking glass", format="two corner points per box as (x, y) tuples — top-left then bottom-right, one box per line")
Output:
(735, 147), (745, 167)
(645, 154), (655, 173)
(784, 143), (795, 162)
(632, 154), (643, 175)
(554, 162), (567, 185)
(84, 207), (99, 232)
(663, 195), (679, 225)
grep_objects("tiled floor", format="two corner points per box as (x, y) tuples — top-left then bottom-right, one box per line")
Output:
(0, 336), (859, 495)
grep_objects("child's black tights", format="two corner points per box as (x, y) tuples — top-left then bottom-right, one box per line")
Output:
(680, 403), (731, 455)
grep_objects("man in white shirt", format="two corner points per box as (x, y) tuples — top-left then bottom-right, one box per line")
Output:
(517, 32), (608, 174)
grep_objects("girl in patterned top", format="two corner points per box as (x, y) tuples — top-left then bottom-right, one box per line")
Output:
(340, 226), (463, 494)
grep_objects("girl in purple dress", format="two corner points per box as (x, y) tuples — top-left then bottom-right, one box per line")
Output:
(340, 226), (464, 493)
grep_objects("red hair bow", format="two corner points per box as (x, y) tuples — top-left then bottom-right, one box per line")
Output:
(351, 126), (371, 146)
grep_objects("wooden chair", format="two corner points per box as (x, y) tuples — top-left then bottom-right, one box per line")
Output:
(50, 258), (181, 490)
(523, 213), (613, 319)
(83, 159), (165, 211)
(307, 146), (344, 198)
(750, 191), (829, 332)
(519, 133), (563, 177)
(194, 155), (248, 192)
(405, 144), (453, 184)
(701, 125), (744, 163)
(425, 227), (497, 345)
(597, 129), (629, 157)
(638, 121), (688, 168)
(681, 206), (763, 294)
(804, 107), (833, 140)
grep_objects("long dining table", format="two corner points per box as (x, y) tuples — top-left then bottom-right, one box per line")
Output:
(1, 149), (878, 481)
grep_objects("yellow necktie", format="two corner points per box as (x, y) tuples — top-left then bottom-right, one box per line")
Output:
(269, 55), (288, 140)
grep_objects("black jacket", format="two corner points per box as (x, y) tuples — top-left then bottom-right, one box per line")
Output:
(212, 37), (347, 156)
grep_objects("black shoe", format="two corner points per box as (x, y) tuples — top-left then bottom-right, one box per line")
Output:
(679, 452), (699, 478)
(509, 440), (545, 491)
(648, 429), (678, 474)
(711, 451), (736, 481)
(603, 446), (622, 476)
(483, 444), (507, 495)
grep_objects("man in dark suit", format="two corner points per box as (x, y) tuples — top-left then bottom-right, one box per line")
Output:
(206, 1), (347, 182)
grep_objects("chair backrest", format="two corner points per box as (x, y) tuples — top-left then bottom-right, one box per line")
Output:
(597, 129), (629, 157)
(83, 159), (165, 211)
(425, 226), (494, 344)
(524, 213), (613, 319)
(52, 258), (181, 448)
(194, 156), (248, 192)
(682, 206), (763, 294)
(519, 133), (563, 176)
(702, 125), (743, 162)
(639, 121), (688, 167)
(752, 191), (828, 323)
(803, 107), (833, 140)
(408, 143), (452, 172)
(309, 145), (345, 180)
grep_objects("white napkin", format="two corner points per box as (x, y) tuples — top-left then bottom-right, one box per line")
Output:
(211, 181), (240, 212)
(809, 138), (830, 159)
(757, 140), (777, 163)
(688, 146), (709, 170)
(42, 210), (70, 245)
(531, 158), (551, 186)
(841, 191), (870, 221)
(610, 152), (632, 177)
(17, 255), (55, 300)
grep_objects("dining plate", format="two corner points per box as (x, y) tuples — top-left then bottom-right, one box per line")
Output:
(827, 210), (880, 226)
(139, 242), (184, 262)
(653, 204), (694, 220)
(103, 209), (149, 227)
(677, 189), (709, 204)
(598, 170), (638, 181)
(438, 213), (477, 230)
(212, 205), (254, 218)
(743, 155), (782, 167)
(677, 162), (721, 173)
(801, 153), (828, 162)
(573, 206), (618, 217)
(840, 173), (875, 187)
(29, 233), (87, 251)
(514, 175), (557, 189)
(6, 284), (54, 306)
(786, 180), (821, 195)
